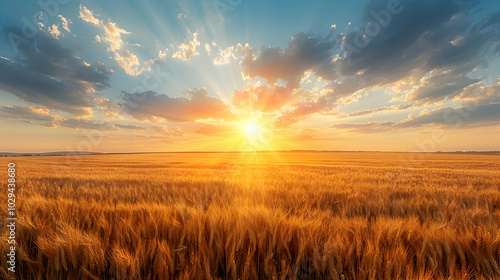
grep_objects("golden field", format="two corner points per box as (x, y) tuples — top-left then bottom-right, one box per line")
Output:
(1, 151), (499, 280)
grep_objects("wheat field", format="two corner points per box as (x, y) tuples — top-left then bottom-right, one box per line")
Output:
(1, 151), (499, 279)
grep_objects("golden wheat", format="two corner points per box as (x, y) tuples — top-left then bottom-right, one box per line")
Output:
(0, 151), (499, 279)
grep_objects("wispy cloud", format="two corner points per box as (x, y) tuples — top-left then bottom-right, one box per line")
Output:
(79, 5), (143, 76)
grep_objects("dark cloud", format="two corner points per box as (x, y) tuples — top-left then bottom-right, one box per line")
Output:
(232, 0), (500, 127)
(338, 0), (500, 103)
(396, 103), (500, 129)
(121, 88), (235, 122)
(0, 26), (110, 116)
(241, 32), (339, 88)
(0, 105), (146, 131)
(333, 103), (500, 133)
(406, 72), (481, 103)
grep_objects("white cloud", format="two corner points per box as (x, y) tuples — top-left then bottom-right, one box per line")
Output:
(79, 5), (143, 76)
(102, 21), (130, 52)
(58, 15), (72, 33)
(115, 50), (142, 76)
(79, 5), (100, 25)
(48, 25), (60, 39)
(172, 31), (200, 61)
(213, 46), (237, 65)
(205, 43), (212, 55)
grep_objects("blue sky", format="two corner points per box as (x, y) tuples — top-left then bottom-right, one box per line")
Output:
(0, 0), (499, 152)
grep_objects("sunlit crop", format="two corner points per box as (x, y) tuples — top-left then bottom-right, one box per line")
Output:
(0, 152), (499, 279)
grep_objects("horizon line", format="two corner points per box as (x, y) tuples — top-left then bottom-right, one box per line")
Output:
(1, 150), (500, 157)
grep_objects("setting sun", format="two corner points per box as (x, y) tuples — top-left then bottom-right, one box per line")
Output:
(244, 123), (260, 138)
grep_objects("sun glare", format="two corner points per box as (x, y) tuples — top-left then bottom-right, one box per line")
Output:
(245, 123), (260, 138)
(239, 119), (275, 150)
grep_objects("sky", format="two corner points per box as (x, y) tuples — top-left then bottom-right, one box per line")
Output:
(0, 0), (499, 153)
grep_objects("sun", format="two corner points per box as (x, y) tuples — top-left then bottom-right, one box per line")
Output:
(240, 120), (274, 149)
(245, 123), (260, 138)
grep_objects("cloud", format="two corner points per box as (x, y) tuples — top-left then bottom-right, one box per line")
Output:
(395, 103), (500, 129)
(322, 79), (365, 103)
(331, 121), (395, 134)
(58, 15), (72, 33)
(60, 118), (116, 131)
(114, 124), (146, 130)
(205, 43), (212, 55)
(406, 70), (481, 104)
(224, 0), (498, 127)
(232, 85), (295, 112)
(0, 105), (145, 131)
(101, 21), (130, 52)
(39, 15), (72, 40)
(172, 31), (200, 61)
(213, 46), (237, 65)
(93, 97), (124, 119)
(241, 32), (339, 88)
(0, 105), (58, 127)
(79, 5), (100, 25)
(147, 48), (169, 65)
(332, 104), (500, 133)
(275, 95), (329, 127)
(114, 49), (141, 76)
(336, 103), (415, 118)
(79, 5), (143, 76)
(338, 0), (500, 103)
(48, 25), (60, 39)
(454, 81), (500, 105)
(121, 88), (234, 122)
(0, 27), (110, 116)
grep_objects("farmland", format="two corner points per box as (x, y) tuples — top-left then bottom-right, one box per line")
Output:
(1, 151), (499, 279)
